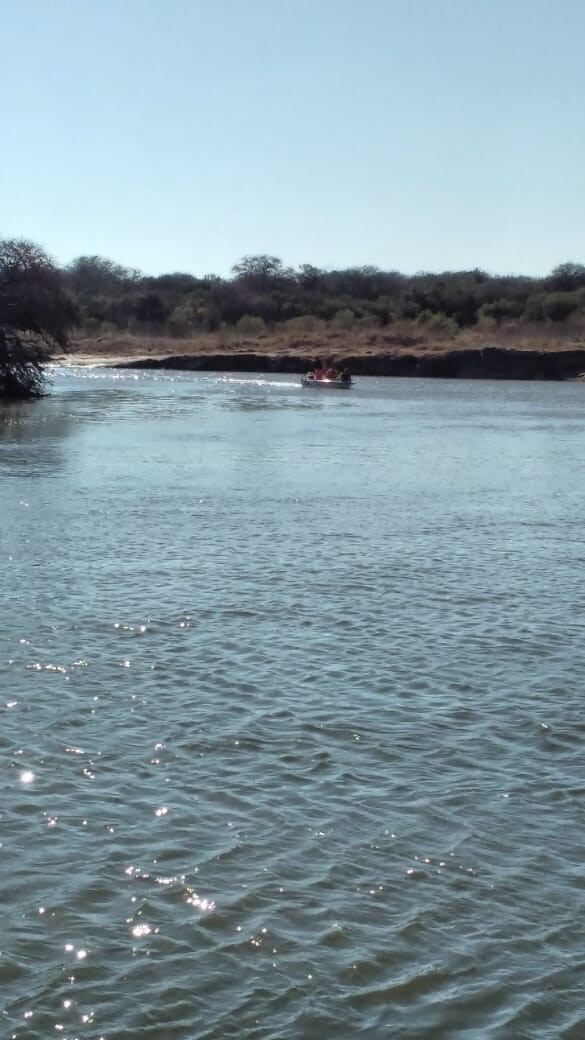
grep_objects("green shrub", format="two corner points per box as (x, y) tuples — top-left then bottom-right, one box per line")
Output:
(285, 314), (325, 334)
(236, 315), (267, 336)
(332, 308), (356, 331)
(426, 313), (459, 338)
(356, 314), (380, 329)
(542, 292), (581, 322)
(416, 309), (434, 325)
(478, 298), (523, 322)
(168, 302), (195, 336)
(523, 294), (545, 321)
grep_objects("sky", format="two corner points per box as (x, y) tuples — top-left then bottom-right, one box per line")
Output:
(1, 0), (583, 277)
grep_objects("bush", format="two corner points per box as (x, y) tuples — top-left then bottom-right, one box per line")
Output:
(284, 314), (325, 334)
(425, 313), (459, 338)
(356, 314), (380, 329)
(134, 292), (170, 324)
(523, 294), (545, 321)
(100, 322), (119, 337)
(478, 298), (524, 323)
(476, 308), (497, 330)
(541, 292), (582, 322)
(525, 290), (585, 323)
(236, 315), (267, 336)
(332, 308), (356, 331)
(0, 238), (75, 399)
(168, 302), (195, 336)
(416, 309), (434, 325)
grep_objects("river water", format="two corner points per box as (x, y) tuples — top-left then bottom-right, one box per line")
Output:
(1, 367), (585, 1039)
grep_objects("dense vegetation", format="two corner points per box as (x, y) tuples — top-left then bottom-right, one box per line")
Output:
(2, 239), (585, 399)
(64, 254), (585, 340)
(0, 240), (74, 399)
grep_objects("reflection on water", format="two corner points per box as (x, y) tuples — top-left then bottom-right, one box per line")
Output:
(2, 367), (585, 1039)
(0, 399), (76, 475)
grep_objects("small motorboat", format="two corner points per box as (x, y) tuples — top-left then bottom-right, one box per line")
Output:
(301, 375), (352, 389)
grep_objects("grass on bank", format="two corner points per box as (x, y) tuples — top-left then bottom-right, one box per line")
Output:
(67, 316), (585, 363)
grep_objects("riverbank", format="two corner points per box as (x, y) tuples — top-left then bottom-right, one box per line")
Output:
(55, 329), (585, 380)
(121, 348), (585, 380)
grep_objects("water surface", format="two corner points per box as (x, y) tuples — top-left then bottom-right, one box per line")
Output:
(2, 368), (585, 1039)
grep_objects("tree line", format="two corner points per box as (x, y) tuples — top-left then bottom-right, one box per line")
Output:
(67, 253), (585, 337)
(2, 239), (585, 398)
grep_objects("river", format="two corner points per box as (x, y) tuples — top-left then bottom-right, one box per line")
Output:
(2, 367), (585, 1039)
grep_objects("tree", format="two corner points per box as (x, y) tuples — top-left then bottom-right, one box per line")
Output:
(0, 239), (76, 399)
(231, 255), (287, 289)
(134, 292), (170, 324)
(297, 264), (323, 289)
(548, 262), (585, 292)
(65, 255), (140, 297)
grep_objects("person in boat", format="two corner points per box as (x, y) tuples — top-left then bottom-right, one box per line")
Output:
(313, 358), (324, 380)
(340, 368), (351, 383)
(325, 364), (339, 380)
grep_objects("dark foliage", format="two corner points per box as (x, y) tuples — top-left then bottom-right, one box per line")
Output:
(0, 240), (76, 399)
(61, 252), (585, 337)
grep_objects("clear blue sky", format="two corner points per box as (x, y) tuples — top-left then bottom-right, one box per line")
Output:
(1, 0), (583, 277)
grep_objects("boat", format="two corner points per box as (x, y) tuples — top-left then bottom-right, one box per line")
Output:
(301, 375), (352, 389)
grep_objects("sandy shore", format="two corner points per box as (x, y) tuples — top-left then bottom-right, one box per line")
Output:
(50, 349), (585, 381)
(51, 354), (159, 368)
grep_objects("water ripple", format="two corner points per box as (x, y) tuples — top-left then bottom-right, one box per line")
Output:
(2, 370), (585, 1037)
